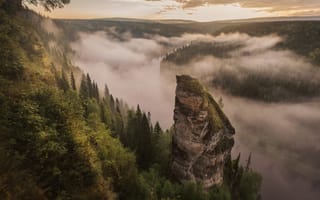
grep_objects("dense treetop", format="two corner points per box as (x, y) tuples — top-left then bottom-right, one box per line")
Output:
(0, 4), (261, 200)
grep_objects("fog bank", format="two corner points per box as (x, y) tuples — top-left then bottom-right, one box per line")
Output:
(71, 31), (320, 200)
(71, 31), (174, 126)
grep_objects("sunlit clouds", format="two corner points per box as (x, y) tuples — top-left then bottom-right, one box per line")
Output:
(28, 0), (273, 21)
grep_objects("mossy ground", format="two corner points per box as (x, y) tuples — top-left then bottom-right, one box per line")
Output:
(177, 75), (205, 96)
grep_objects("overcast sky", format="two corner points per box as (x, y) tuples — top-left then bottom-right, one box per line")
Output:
(28, 0), (320, 21)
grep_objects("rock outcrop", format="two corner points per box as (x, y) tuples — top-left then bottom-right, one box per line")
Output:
(171, 75), (235, 188)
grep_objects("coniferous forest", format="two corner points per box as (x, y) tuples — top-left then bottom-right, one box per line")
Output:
(1, 0), (266, 199)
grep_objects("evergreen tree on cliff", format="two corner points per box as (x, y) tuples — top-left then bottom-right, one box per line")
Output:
(1, 0), (70, 13)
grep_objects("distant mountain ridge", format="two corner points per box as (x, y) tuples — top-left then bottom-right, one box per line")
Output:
(56, 16), (320, 24)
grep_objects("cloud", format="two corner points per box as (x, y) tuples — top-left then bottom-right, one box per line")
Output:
(162, 32), (320, 102)
(41, 18), (62, 36)
(156, 0), (320, 15)
(71, 31), (237, 127)
(71, 30), (320, 200)
(71, 31), (215, 127)
(227, 95), (320, 200)
(152, 33), (215, 46)
(158, 32), (320, 199)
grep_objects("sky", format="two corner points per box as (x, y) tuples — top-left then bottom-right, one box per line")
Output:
(28, 0), (320, 21)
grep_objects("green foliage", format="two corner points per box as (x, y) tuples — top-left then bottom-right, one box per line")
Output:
(124, 105), (155, 169)
(163, 42), (240, 65)
(224, 154), (262, 200)
(1, 0), (22, 14)
(152, 126), (172, 175)
(238, 171), (262, 200)
(211, 68), (320, 102)
(0, 12), (24, 80)
(309, 48), (320, 65)
(208, 104), (224, 131)
(177, 75), (204, 96)
(70, 71), (76, 90)
(161, 21), (320, 102)
(179, 182), (207, 200)
(56, 70), (70, 91)
(0, 6), (262, 200)
(209, 185), (231, 200)
(218, 21), (320, 66)
(79, 74), (89, 99)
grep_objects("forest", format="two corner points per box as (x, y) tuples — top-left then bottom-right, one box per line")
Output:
(161, 31), (320, 102)
(0, 1), (262, 200)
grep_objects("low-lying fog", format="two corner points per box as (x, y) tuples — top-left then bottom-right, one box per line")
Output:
(71, 30), (320, 200)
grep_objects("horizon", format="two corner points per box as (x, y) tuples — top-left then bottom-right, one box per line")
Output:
(2, 1), (320, 200)
(51, 15), (320, 23)
(27, 0), (320, 22)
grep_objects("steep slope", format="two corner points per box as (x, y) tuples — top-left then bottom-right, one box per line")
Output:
(0, 3), (262, 199)
(172, 75), (235, 188)
(0, 6), (140, 199)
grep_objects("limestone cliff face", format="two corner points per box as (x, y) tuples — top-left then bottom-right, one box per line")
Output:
(171, 75), (235, 188)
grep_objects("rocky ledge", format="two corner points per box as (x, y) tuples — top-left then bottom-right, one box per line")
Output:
(171, 75), (235, 188)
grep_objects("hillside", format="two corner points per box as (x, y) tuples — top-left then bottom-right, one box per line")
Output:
(160, 21), (320, 102)
(57, 18), (320, 66)
(214, 21), (320, 65)
(0, 2), (262, 200)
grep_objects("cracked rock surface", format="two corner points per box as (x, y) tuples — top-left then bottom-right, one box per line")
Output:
(171, 75), (235, 188)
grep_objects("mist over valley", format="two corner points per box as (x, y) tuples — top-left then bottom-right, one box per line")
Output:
(1, 1), (320, 199)
(67, 20), (320, 200)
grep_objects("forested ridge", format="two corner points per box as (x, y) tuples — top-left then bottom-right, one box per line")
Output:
(0, 2), (261, 199)
(161, 25), (320, 102)
(215, 21), (320, 65)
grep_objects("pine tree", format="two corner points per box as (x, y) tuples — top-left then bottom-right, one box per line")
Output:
(115, 105), (124, 140)
(234, 153), (241, 176)
(154, 122), (162, 135)
(137, 113), (153, 169)
(57, 70), (70, 92)
(79, 74), (89, 99)
(136, 105), (142, 120)
(70, 71), (76, 91)
(86, 73), (93, 98)
(125, 110), (137, 149)
(104, 84), (110, 98)
(147, 112), (152, 129)
(110, 95), (115, 113)
(100, 103), (107, 124)
(92, 82), (99, 100)
(95, 83), (100, 100)
(246, 153), (252, 171)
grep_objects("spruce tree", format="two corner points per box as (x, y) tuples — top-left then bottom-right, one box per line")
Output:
(56, 70), (69, 92)
(137, 113), (153, 169)
(110, 95), (115, 113)
(79, 74), (89, 99)
(70, 71), (76, 91)
(104, 84), (110, 98)
(62, 70), (70, 91)
(154, 122), (162, 135)
(86, 73), (93, 98)
(94, 82), (100, 100)
(125, 110), (137, 149)
(246, 153), (252, 171)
